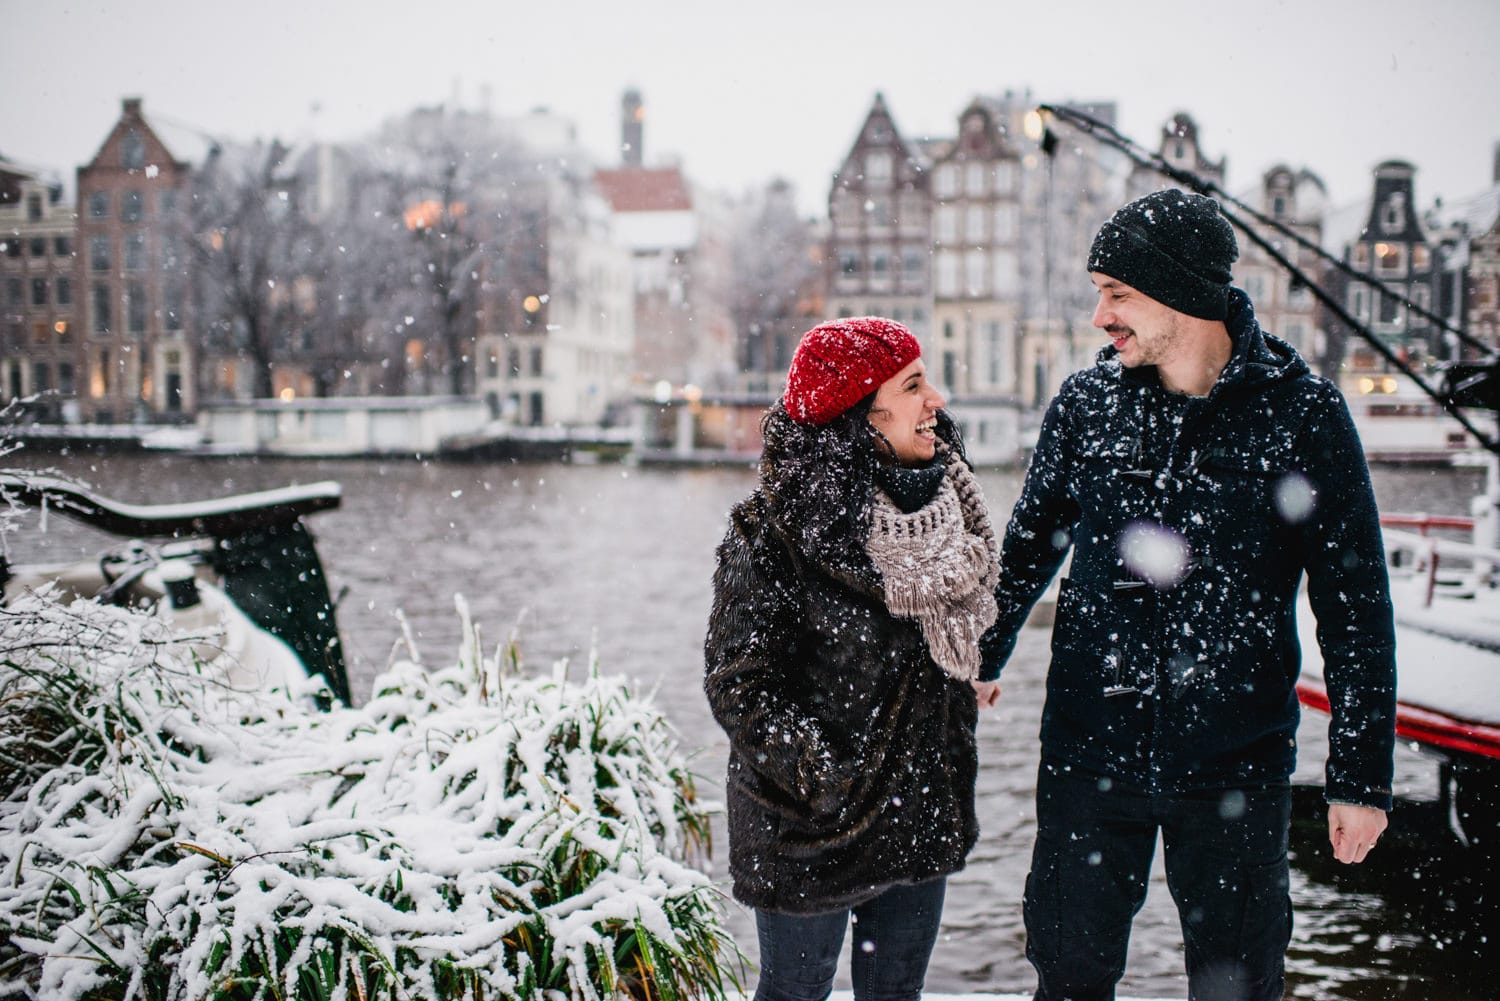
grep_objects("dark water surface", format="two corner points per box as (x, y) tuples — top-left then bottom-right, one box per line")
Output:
(4, 450), (1492, 999)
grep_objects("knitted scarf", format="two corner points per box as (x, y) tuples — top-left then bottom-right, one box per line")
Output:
(865, 454), (1001, 681)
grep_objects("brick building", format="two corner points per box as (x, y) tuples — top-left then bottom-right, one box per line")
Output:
(0, 159), (78, 420)
(75, 98), (194, 421)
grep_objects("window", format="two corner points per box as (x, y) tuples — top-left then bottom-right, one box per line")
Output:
(936, 252), (960, 298)
(164, 284), (183, 330)
(1412, 245), (1431, 272)
(865, 153), (892, 183)
(1410, 285), (1431, 329)
(88, 191), (109, 218)
(839, 249), (861, 276)
(1350, 286), (1368, 321)
(935, 206), (959, 244)
(867, 195), (892, 228)
(966, 206), (986, 242)
(1286, 276), (1309, 308)
(1374, 243), (1404, 277)
(92, 283), (112, 333)
(31, 278), (47, 306)
(29, 237), (47, 257)
(58, 363), (74, 395)
(1378, 290), (1403, 326)
(507, 347), (521, 376)
(2, 240), (18, 258)
(934, 164), (959, 199)
(121, 190), (144, 223)
(992, 249), (1020, 296)
(159, 190), (177, 215)
(5, 278), (20, 305)
(986, 322), (1003, 385)
(1271, 194), (1288, 219)
(530, 347), (543, 376)
(993, 204), (1018, 241)
(56, 321), (72, 343)
(1352, 244), (1369, 270)
(831, 190), (860, 230)
(26, 193), (43, 222)
(965, 250), (988, 295)
(993, 161), (1016, 195)
(125, 232), (146, 271)
(965, 163), (987, 196)
(122, 130), (145, 169)
(128, 282), (147, 333)
(33, 322), (49, 345)
(56, 278), (72, 305)
(54, 236), (72, 257)
(90, 235), (111, 271)
(901, 248), (926, 281)
(33, 363), (50, 392)
(1380, 193), (1406, 233)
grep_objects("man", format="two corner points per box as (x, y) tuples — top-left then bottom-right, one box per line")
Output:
(981, 189), (1396, 1001)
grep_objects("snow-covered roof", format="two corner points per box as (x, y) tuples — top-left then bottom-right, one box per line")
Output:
(1321, 196), (1372, 255)
(1444, 183), (1500, 240)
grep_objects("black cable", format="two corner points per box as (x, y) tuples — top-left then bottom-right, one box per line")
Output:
(1039, 103), (1492, 358)
(1037, 103), (1500, 455)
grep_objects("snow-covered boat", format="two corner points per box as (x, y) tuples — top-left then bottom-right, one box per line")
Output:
(0, 473), (351, 704)
(1297, 358), (1500, 858)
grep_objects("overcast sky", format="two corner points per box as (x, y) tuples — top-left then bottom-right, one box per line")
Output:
(3, 0), (1497, 218)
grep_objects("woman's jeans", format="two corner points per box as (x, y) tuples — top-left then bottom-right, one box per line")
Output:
(753, 877), (947, 1001)
(1024, 759), (1293, 1001)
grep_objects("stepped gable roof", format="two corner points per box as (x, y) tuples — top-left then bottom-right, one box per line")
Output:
(593, 165), (692, 213)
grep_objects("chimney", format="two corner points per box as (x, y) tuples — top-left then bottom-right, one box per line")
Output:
(123, 97), (142, 117)
(1493, 140), (1500, 185)
(621, 89), (644, 167)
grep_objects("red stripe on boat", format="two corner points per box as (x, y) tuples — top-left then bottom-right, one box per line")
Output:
(1297, 680), (1500, 760)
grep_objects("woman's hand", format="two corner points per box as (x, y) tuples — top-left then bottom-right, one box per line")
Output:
(970, 679), (1002, 709)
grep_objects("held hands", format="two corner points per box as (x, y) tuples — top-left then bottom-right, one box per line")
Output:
(970, 679), (1002, 709)
(1328, 803), (1388, 864)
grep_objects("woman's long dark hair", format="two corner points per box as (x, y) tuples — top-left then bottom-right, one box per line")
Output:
(756, 398), (967, 581)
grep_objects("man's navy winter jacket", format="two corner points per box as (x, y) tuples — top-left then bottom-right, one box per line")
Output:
(983, 289), (1397, 810)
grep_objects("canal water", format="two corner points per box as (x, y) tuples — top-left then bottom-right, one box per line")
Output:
(4, 450), (1492, 999)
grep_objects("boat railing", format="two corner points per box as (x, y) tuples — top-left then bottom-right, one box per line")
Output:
(1381, 512), (1500, 608)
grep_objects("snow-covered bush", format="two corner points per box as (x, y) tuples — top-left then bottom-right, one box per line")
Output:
(0, 589), (741, 1001)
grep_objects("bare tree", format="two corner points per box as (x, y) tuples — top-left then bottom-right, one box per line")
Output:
(189, 140), (323, 400)
(362, 106), (529, 397)
(730, 179), (823, 383)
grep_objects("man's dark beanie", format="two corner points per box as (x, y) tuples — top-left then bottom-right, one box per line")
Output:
(1087, 190), (1239, 320)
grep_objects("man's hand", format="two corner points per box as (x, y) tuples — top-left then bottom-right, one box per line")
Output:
(1328, 803), (1388, 864)
(971, 679), (1002, 709)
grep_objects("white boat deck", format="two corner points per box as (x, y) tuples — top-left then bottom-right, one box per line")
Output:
(1299, 574), (1500, 731)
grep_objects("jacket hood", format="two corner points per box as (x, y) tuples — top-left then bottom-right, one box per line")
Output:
(1098, 287), (1308, 398)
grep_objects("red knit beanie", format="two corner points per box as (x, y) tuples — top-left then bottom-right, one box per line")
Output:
(782, 317), (922, 425)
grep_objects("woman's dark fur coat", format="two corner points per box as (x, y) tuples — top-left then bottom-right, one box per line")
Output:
(704, 404), (980, 914)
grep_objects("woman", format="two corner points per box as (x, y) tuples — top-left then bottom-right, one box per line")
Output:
(704, 316), (1002, 1001)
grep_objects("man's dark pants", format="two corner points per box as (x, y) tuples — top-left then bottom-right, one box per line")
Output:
(1024, 759), (1293, 1001)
